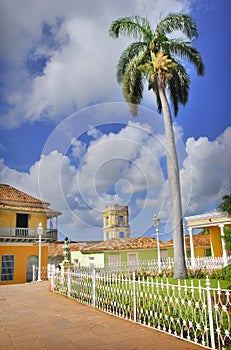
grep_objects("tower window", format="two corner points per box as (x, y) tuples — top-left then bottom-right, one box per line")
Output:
(106, 232), (109, 240)
(119, 232), (124, 238)
(118, 216), (124, 225)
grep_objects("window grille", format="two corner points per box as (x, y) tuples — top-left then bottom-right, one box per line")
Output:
(1, 255), (14, 281)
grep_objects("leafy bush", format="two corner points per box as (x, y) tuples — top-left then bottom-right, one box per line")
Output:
(187, 268), (207, 279)
(218, 263), (231, 288)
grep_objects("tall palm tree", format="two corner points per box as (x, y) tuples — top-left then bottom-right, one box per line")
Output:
(109, 13), (204, 279)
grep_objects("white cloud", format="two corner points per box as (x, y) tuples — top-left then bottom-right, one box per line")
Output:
(0, 0), (191, 127)
(75, 121), (165, 201)
(180, 126), (231, 215)
(0, 121), (167, 238)
(87, 125), (103, 140)
(2, 122), (229, 241)
(70, 139), (87, 160)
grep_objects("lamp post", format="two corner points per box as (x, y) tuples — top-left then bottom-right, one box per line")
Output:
(37, 222), (43, 281)
(153, 215), (161, 273)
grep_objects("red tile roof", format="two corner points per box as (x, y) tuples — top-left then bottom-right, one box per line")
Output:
(165, 233), (211, 248)
(48, 242), (84, 256)
(0, 184), (61, 216)
(47, 233), (212, 257)
(81, 233), (211, 253)
(186, 233), (211, 247)
(0, 184), (47, 204)
(81, 237), (168, 253)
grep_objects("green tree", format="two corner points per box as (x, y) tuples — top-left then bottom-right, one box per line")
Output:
(109, 13), (204, 279)
(218, 194), (231, 215)
(218, 194), (231, 250)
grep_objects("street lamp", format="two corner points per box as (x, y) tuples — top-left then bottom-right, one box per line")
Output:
(37, 222), (43, 281)
(153, 215), (161, 273)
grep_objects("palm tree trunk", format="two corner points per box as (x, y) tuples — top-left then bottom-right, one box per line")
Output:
(157, 79), (187, 279)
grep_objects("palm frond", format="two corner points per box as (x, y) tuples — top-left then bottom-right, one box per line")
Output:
(160, 38), (191, 55)
(123, 54), (145, 116)
(153, 33), (170, 54)
(181, 46), (205, 76)
(156, 13), (198, 39)
(168, 63), (190, 116)
(116, 42), (147, 84)
(162, 39), (205, 76)
(109, 15), (153, 42)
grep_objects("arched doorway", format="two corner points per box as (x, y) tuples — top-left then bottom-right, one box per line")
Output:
(26, 255), (38, 282)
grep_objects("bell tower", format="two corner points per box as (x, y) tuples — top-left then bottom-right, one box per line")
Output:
(103, 204), (130, 240)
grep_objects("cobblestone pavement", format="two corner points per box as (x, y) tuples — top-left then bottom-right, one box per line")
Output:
(0, 281), (207, 350)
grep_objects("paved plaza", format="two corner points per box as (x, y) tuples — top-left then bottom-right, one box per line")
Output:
(0, 281), (206, 350)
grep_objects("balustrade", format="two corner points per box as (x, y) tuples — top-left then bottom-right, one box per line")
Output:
(102, 256), (230, 273)
(0, 227), (57, 240)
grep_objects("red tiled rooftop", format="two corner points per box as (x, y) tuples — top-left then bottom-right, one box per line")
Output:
(48, 233), (212, 256)
(48, 242), (85, 256)
(0, 184), (47, 205)
(82, 233), (211, 253)
(82, 237), (168, 253)
(165, 232), (211, 248)
(0, 184), (61, 216)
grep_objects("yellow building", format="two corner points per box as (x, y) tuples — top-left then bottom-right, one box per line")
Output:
(103, 204), (130, 240)
(185, 211), (231, 266)
(0, 184), (61, 284)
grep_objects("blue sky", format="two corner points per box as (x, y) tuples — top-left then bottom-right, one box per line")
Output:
(0, 0), (230, 241)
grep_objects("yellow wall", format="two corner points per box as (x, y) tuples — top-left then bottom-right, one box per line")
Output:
(0, 210), (47, 229)
(0, 245), (48, 285)
(209, 227), (223, 257)
(194, 246), (205, 257)
(0, 211), (12, 226)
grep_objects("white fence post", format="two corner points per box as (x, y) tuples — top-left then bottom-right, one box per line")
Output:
(206, 276), (216, 349)
(50, 275), (54, 292)
(32, 265), (36, 281)
(47, 264), (55, 279)
(133, 272), (136, 322)
(67, 268), (71, 297)
(92, 269), (96, 307)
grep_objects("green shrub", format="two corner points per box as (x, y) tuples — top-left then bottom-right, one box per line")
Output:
(218, 263), (231, 288)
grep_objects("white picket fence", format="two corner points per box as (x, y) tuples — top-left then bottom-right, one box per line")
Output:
(51, 269), (231, 350)
(32, 256), (230, 281)
(31, 264), (59, 281)
(82, 256), (231, 273)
